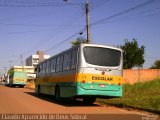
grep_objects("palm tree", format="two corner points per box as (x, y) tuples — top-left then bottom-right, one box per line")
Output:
(71, 37), (87, 47)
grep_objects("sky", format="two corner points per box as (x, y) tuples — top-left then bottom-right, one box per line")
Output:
(0, 0), (160, 74)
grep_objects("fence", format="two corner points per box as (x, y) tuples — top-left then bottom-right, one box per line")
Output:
(123, 69), (160, 84)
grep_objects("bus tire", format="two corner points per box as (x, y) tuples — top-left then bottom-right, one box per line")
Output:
(36, 85), (41, 96)
(55, 86), (61, 102)
(19, 85), (24, 88)
(83, 96), (96, 105)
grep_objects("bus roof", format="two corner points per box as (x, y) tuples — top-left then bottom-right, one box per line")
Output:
(38, 43), (122, 65)
(81, 43), (122, 51)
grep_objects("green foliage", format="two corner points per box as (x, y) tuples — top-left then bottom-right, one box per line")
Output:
(97, 79), (160, 114)
(71, 37), (87, 47)
(120, 39), (145, 69)
(150, 60), (160, 69)
(7, 69), (14, 76)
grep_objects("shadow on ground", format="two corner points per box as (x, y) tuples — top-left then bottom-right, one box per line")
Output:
(24, 91), (100, 107)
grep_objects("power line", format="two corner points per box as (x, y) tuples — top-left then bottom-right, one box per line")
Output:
(43, 0), (160, 53)
(0, 29), (58, 35)
(0, 0), (83, 5)
(0, 0), (83, 7)
(22, 11), (85, 56)
(0, 55), (18, 58)
(0, 26), (84, 35)
(2, 0), (159, 59)
(91, 0), (158, 26)
(81, 0), (110, 16)
(89, 0), (110, 11)
(108, 12), (160, 24)
(44, 28), (86, 52)
(0, 22), (83, 27)
(99, 7), (160, 24)
(0, 11), (50, 22)
(27, 0), (157, 54)
(111, 6), (160, 21)
(0, 4), (79, 7)
(22, 13), (85, 59)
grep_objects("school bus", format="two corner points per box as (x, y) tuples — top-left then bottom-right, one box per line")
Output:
(7, 71), (27, 87)
(35, 44), (123, 104)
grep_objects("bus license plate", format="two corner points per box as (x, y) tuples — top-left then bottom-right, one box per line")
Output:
(98, 84), (106, 88)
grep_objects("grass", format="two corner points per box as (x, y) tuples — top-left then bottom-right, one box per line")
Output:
(97, 79), (160, 114)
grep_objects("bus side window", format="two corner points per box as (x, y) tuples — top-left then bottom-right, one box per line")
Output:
(46, 62), (48, 74)
(51, 58), (57, 73)
(56, 55), (63, 72)
(49, 60), (51, 73)
(43, 62), (46, 75)
(46, 60), (51, 74)
(63, 52), (71, 71)
(56, 56), (60, 72)
(71, 50), (77, 69)
(40, 64), (43, 76)
(60, 55), (63, 72)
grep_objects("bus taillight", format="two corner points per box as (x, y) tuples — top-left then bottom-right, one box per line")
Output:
(118, 83), (121, 86)
(81, 80), (85, 84)
(101, 71), (105, 75)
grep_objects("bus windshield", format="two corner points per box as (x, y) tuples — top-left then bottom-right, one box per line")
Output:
(83, 46), (121, 67)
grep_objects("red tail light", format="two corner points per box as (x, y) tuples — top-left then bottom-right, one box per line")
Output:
(101, 71), (105, 75)
(118, 83), (121, 86)
(81, 80), (85, 84)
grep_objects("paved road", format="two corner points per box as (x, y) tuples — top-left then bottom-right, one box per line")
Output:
(0, 84), (158, 120)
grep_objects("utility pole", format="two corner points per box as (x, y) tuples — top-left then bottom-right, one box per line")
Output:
(20, 54), (24, 71)
(85, 0), (91, 43)
(63, 0), (91, 43)
(4, 67), (7, 74)
(8, 61), (14, 68)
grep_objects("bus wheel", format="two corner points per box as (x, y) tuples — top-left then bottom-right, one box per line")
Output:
(55, 86), (61, 102)
(19, 85), (24, 88)
(83, 96), (96, 105)
(36, 85), (41, 96)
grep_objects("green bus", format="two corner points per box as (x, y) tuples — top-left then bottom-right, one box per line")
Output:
(35, 44), (123, 104)
(7, 71), (27, 87)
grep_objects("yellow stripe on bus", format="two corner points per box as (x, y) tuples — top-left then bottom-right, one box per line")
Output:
(36, 74), (76, 84)
(77, 73), (123, 84)
(36, 73), (123, 85)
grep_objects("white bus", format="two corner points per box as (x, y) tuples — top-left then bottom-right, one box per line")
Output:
(35, 44), (123, 104)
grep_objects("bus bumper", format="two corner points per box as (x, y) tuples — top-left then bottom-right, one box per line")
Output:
(76, 85), (122, 97)
(13, 82), (26, 86)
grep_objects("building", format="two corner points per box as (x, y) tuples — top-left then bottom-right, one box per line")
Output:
(26, 51), (50, 68)
(11, 66), (34, 73)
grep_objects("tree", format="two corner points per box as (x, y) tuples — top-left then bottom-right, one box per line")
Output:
(71, 37), (87, 47)
(150, 60), (160, 69)
(7, 69), (14, 76)
(120, 39), (145, 69)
